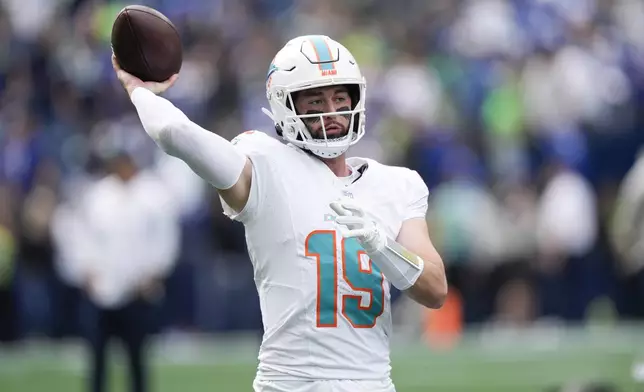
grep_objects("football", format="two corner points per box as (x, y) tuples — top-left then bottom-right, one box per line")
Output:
(111, 5), (182, 82)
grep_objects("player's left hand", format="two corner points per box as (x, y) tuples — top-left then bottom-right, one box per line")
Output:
(330, 198), (386, 253)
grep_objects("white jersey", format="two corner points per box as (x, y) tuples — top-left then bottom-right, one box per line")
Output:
(221, 131), (429, 381)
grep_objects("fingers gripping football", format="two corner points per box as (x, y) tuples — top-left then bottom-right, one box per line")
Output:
(112, 54), (178, 97)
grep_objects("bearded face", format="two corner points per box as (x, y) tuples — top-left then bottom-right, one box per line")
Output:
(293, 86), (353, 140)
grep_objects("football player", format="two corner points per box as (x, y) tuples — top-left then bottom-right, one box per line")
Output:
(113, 35), (447, 392)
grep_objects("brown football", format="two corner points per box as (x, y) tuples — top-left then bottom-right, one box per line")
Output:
(111, 5), (182, 82)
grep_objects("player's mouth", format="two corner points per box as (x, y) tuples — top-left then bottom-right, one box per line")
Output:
(324, 123), (345, 138)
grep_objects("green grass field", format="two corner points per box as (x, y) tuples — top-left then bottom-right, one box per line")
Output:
(0, 326), (641, 391)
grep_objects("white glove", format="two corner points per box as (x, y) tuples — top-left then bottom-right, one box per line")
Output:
(329, 198), (386, 253)
(330, 198), (425, 290)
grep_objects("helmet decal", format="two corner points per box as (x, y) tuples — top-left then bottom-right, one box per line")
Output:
(302, 36), (338, 76)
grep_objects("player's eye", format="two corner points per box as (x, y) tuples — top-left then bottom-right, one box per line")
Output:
(309, 99), (323, 105)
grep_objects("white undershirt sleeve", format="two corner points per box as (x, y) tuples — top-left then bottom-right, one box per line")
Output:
(130, 87), (247, 190)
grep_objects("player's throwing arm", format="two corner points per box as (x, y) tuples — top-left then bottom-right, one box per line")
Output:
(111, 6), (253, 212)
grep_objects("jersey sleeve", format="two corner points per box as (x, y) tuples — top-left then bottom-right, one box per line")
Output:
(220, 131), (279, 223)
(402, 169), (429, 221)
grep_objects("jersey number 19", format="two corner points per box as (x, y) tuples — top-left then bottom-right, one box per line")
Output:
(305, 230), (385, 329)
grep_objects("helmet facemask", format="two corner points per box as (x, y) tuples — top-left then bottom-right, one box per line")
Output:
(270, 82), (366, 159)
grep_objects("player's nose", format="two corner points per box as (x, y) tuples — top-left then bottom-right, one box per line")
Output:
(320, 98), (336, 113)
(321, 100), (343, 119)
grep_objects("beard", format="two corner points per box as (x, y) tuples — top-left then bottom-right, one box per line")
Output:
(306, 122), (349, 139)
(302, 107), (351, 140)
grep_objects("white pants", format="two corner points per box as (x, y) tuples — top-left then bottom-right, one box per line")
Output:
(253, 378), (396, 392)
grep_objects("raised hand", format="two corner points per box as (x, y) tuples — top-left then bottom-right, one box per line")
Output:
(112, 54), (178, 97)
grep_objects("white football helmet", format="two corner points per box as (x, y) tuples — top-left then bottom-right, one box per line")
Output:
(262, 35), (366, 158)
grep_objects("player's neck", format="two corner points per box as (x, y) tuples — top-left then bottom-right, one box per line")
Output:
(321, 155), (351, 177)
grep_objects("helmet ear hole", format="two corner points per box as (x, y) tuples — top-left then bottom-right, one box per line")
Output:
(275, 124), (283, 137)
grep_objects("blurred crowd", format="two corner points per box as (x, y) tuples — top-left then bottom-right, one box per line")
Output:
(2, 0), (644, 343)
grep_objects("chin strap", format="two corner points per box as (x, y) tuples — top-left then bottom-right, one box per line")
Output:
(261, 107), (275, 122)
(262, 108), (284, 136)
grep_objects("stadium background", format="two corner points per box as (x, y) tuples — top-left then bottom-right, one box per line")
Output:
(1, 0), (644, 390)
